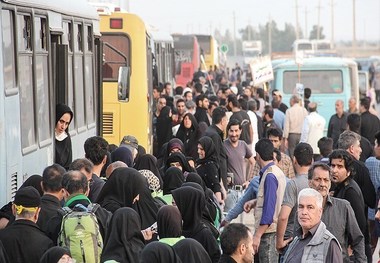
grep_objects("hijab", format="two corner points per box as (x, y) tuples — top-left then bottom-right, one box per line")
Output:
(55, 104), (73, 170)
(134, 154), (163, 188)
(197, 136), (218, 164)
(101, 207), (145, 263)
(163, 167), (185, 195)
(167, 138), (185, 154)
(176, 114), (201, 160)
(55, 103), (73, 132)
(140, 241), (182, 263)
(172, 186), (205, 236)
(96, 167), (160, 229)
(111, 147), (133, 167)
(165, 152), (194, 174)
(157, 205), (182, 239)
(40, 246), (71, 263)
(173, 238), (212, 263)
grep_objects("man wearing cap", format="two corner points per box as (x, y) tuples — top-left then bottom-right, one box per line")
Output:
(272, 89), (288, 114)
(0, 186), (53, 262)
(120, 134), (139, 161)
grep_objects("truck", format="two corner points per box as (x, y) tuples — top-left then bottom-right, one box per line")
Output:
(242, 40), (262, 70)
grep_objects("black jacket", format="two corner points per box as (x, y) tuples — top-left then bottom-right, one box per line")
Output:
(0, 219), (53, 263)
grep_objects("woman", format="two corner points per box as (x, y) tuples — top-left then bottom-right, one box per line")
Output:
(196, 137), (222, 204)
(157, 205), (184, 246)
(140, 241), (181, 263)
(162, 152), (194, 177)
(40, 246), (73, 263)
(172, 186), (220, 263)
(55, 104), (73, 170)
(111, 146), (133, 167)
(101, 207), (145, 263)
(96, 167), (161, 229)
(162, 167), (185, 205)
(134, 153), (163, 189)
(173, 238), (211, 263)
(156, 106), (173, 150)
(176, 113), (201, 160)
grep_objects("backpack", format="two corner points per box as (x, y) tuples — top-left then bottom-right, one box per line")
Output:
(58, 203), (103, 263)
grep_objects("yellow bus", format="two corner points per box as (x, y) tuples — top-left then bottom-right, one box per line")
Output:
(97, 7), (153, 152)
(195, 34), (219, 70)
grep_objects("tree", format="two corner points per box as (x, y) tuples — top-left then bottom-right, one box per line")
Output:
(239, 25), (260, 41)
(309, 25), (325, 40)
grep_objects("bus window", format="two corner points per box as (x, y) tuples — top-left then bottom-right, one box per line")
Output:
(74, 23), (85, 129)
(84, 24), (95, 124)
(17, 13), (36, 150)
(34, 16), (51, 143)
(102, 34), (130, 81)
(283, 70), (343, 94)
(2, 10), (17, 94)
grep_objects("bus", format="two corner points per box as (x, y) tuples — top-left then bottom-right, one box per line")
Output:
(173, 34), (200, 87)
(150, 29), (175, 89)
(195, 34), (219, 70)
(271, 57), (359, 129)
(98, 7), (154, 153)
(292, 39), (314, 58)
(0, 0), (102, 205)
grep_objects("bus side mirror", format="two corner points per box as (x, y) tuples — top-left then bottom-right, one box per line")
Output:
(118, 66), (130, 101)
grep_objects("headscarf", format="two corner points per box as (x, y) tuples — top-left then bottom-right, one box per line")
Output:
(134, 154), (163, 188)
(172, 186), (205, 237)
(40, 246), (71, 263)
(101, 207), (145, 263)
(111, 147), (133, 167)
(139, 170), (161, 192)
(173, 238), (212, 263)
(157, 106), (173, 149)
(176, 113), (200, 160)
(140, 241), (182, 263)
(167, 138), (185, 154)
(55, 103), (73, 131)
(21, 174), (44, 196)
(165, 152), (194, 174)
(96, 167), (160, 228)
(157, 205), (182, 239)
(197, 136), (218, 164)
(163, 167), (185, 195)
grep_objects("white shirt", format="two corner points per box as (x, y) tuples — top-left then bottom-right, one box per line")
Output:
(300, 112), (326, 154)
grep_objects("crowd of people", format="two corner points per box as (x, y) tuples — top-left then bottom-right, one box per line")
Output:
(1, 65), (380, 263)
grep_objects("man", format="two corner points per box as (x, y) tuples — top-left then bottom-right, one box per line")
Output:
(194, 94), (210, 126)
(227, 94), (253, 146)
(303, 87), (311, 110)
(272, 89), (288, 114)
(205, 106), (229, 190)
(244, 138), (286, 262)
(300, 102), (326, 157)
(224, 119), (255, 186)
(330, 149), (371, 262)
(37, 164), (66, 235)
(250, 128), (295, 179)
(327, 99), (348, 148)
(185, 100), (196, 115)
(271, 99), (285, 130)
(338, 130), (376, 211)
(219, 223), (254, 263)
(69, 158), (97, 202)
(283, 95), (308, 158)
(163, 82), (172, 96)
(360, 97), (380, 145)
(262, 105), (278, 138)
(282, 188), (342, 262)
(309, 162), (366, 262)
(183, 89), (193, 102)
(276, 143), (313, 255)
(317, 137), (333, 163)
(175, 98), (186, 125)
(247, 100), (262, 156)
(120, 135), (139, 162)
(348, 97), (359, 114)
(84, 136), (108, 201)
(365, 131), (380, 255)
(347, 113), (373, 162)
(0, 187), (53, 262)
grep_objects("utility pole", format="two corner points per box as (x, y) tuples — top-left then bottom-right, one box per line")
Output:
(233, 11), (237, 56)
(268, 16), (272, 56)
(330, 0), (335, 48)
(295, 0), (300, 39)
(352, 0), (357, 55)
(316, 0), (322, 40)
(248, 19), (251, 41)
(304, 7), (309, 39)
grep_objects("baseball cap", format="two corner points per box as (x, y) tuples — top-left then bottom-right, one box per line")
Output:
(120, 135), (139, 150)
(14, 186), (41, 207)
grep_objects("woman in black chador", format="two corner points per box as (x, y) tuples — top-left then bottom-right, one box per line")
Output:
(55, 103), (73, 170)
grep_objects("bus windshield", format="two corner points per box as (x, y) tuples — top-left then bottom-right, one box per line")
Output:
(283, 70), (343, 94)
(102, 34), (130, 81)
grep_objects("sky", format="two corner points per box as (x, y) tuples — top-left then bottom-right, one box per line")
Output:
(122, 0), (380, 43)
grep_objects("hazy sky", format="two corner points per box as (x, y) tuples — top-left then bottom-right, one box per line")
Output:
(126, 0), (380, 42)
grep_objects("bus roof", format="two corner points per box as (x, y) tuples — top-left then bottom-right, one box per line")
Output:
(4, 0), (99, 20)
(273, 57), (356, 70)
(149, 29), (173, 43)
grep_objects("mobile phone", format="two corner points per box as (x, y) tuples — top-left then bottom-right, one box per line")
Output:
(150, 222), (157, 233)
